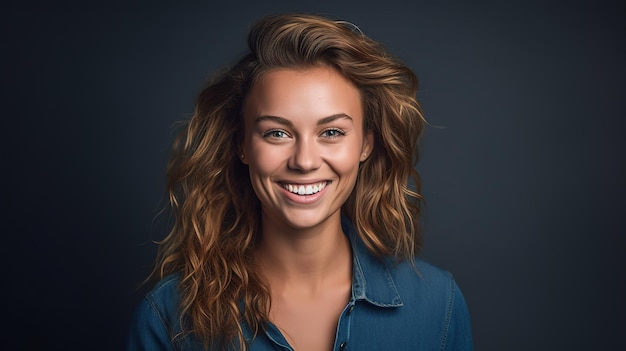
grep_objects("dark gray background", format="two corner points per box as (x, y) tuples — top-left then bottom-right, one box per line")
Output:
(2, 1), (624, 350)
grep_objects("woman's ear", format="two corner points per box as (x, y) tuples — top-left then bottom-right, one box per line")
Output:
(360, 131), (374, 162)
(238, 145), (248, 165)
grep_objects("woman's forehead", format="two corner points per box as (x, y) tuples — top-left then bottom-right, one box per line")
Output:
(243, 67), (363, 126)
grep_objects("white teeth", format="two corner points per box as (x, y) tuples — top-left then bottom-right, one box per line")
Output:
(283, 182), (327, 195)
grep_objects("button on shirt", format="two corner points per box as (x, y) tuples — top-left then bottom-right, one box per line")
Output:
(128, 218), (474, 350)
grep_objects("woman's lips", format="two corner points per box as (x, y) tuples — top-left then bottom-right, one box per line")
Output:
(281, 181), (329, 196)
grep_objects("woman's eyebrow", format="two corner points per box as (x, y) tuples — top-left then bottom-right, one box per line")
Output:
(317, 113), (353, 125)
(255, 115), (293, 127)
(255, 113), (353, 127)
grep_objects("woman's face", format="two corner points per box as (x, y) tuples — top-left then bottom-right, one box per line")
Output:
(242, 67), (373, 230)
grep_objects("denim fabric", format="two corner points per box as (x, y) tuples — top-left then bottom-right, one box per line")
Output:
(128, 218), (473, 350)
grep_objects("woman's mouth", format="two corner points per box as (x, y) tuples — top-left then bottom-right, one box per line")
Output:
(281, 181), (329, 196)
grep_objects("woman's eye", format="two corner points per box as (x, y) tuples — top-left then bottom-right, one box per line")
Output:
(321, 128), (345, 138)
(264, 130), (289, 138)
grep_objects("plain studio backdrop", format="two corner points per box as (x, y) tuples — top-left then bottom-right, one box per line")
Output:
(2, 1), (624, 350)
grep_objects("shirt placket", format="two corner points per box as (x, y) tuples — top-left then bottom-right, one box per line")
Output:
(332, 298), (356, 351)
(263, 322), (295, 351)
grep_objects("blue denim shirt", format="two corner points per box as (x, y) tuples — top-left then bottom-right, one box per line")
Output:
(128, 218), (473, 350)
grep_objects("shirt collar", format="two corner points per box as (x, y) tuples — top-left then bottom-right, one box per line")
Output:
(341, 216), (403, 308)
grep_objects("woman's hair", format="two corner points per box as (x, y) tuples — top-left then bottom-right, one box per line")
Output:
(150, 13), (426, 350)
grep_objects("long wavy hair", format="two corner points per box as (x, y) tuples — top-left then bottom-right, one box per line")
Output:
(150, 13), (426, 350)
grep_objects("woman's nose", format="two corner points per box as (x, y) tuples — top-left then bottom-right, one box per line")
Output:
(288, 138), (321, 172)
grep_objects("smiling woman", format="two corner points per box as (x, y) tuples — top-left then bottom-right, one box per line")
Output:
(127, 13), (473, 351)
(242, 68), (372, 230)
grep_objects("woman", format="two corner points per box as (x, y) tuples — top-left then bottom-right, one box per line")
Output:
(128, 13), (473, 351)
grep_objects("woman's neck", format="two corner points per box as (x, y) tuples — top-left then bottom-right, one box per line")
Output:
(255, 213), (352, 292)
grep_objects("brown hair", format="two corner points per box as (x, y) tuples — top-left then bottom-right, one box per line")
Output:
(150, 13), (425, 350)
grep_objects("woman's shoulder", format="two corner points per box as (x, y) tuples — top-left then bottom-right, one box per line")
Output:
(127, 274), (183, 350)
(412, 257), (455, 285)
(389, 258), (474, 349)
(145, 273), (182, 303)
(141, 273), (183, 324)
(352, 249), (474, 349)
(137, 273), (181, 314)
(383, 256), (469, 316)
(390, 256), (462, 297)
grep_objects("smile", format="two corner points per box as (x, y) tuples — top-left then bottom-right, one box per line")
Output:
(281, 181), (329, 196)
